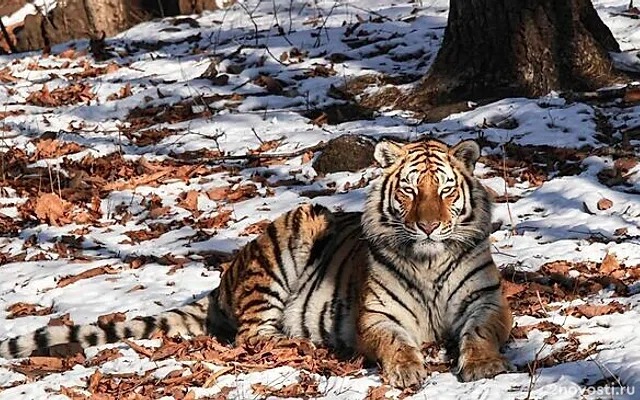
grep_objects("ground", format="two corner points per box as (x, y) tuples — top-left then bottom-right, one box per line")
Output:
(0, 0), (640, 399)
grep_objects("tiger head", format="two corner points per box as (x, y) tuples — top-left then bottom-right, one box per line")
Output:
(363, 138), (491, 256)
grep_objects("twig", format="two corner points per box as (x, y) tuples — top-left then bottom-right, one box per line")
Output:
(287, 0), (294, 34)
(251, 128), (265, 144)
(156, 0), (165, 18)
(272, 0), (294, 47)
(501, 143), (516, 235)
(313, 1), (339, 48)
(347, 3), (393, 22)
(237, 1), (262, 46)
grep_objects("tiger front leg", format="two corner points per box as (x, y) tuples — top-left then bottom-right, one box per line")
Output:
(357, 310), (427, 388)
(456, 300), (513, 382)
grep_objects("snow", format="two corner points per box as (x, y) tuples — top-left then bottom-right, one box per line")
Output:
(1, 0), (640, 399)
(0, 1), (57, 27)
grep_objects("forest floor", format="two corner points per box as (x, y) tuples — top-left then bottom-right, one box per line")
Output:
(1, 0), (640, 399)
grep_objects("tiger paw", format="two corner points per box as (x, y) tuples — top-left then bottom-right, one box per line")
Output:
(458, 355), (513, 382)
(383, 346), (428, 389)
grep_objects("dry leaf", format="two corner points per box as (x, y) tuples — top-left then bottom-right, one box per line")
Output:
(502, 280), (526, 298)
(6, 302), (54, 319)
(97, 312), (126, 328)
(57, 266), (118, 288)
(613, 227), (628, 236)
(249, 139), (282, 154)
(86, 348), (123, 366)
(563, 301), (626, 318)
(126, 284), (146, 293)
(366, 385), (392, 400)
(600, 253), (621, 275)
(122, 339), (154, 358)
(0, 67), (18, 83)
(178, 190), (200, 212)
(251, 373), (320, 398)
(196, 209), (233, 230)
(35, 193), (71, 226)
(597, 198), (613, 210)
(33, 138), (83, 160)
(510, 321), (566, 339)
(206, 186), (229, 201)
(88, 370), (103, 393)
(48, 313), (74, 327)
(240, 219), (271, 236)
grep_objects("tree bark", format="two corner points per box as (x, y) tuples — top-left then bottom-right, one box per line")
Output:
(410, 0), (623, 107)
(10, 0), (232, 53)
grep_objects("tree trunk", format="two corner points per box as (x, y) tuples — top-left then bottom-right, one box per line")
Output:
(411, 0), (623, 107)
(10, 0), (233, 53)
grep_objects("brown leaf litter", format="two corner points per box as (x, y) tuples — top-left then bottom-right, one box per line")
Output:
(5, 302), (54, 319)
(26, 83), (95, 107)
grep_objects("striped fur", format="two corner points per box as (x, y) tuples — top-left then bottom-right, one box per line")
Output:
(0, 139), (512, 388)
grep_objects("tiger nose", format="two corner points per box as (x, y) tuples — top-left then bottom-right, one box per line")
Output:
(417, 221), (439, 235)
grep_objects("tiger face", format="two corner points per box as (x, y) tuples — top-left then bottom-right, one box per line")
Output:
(364, 138), (490, 255)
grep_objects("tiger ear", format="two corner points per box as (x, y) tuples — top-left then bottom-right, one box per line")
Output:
(450, 140), (480, 172)
(374, 140), (405, 168)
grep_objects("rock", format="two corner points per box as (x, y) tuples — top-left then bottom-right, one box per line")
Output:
(313, 135), (375, 174)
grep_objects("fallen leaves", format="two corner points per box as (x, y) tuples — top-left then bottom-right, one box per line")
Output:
(240, 219), (271, 236)
(195, 209), (233, 230)
(600, 252), (622, 276)
(26, 83), (95, 107)
(125, 101), (210, 133)
(107, 83), (133, 101)
(177, 190), (200, 213)
(0, 67), (18, 83)
(511, 321), (566, 340)
(122, 339), (155, 358)
(366, 385), (392, 400)
(32, 138), (84, 161)
(562, 301), (627, 318)
(252, 372), (320, 398)
(97, 312), (127, 328)
(597, 157), (639, 187)
(253, 75), (286, 94)
(125, 127), (174, 147)
(11, 354), (85, 377)
(88, 370), (103, 393)
(597, 197), (613, 210)
(206, 184), (259, 203)
(122, 227), (167, 243)
(120, 335), (366, 379)
(535, 337), (600, 369)
(34, 193), (72, 226)
(83, 362), (222, 399)
(249, 139), (282, 154)
(6, 302), (54, 319)
(501, 261), (631, 317)
(86, 348), (123, 366)
(48, 313), (74, 327)
(57, 266), (119, 288)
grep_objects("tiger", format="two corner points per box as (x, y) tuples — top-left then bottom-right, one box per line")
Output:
(0, 138), (513, 388)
